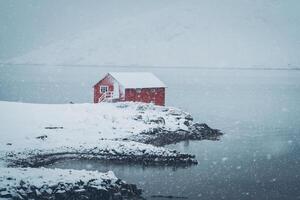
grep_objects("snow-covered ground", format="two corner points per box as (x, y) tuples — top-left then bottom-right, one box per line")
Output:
(0, 166), (144, 199)
(0, 167), (116, 193)
(0, 101), (196, 197)
(0, 101), (189, 158)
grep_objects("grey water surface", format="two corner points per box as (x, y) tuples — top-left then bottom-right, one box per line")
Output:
(1, 65), (300, 199)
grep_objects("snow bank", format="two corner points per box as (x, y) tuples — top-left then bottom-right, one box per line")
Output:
(0, 167), (143, 199)
(0, 101), (189, 153)
(0, 167), (116, 189)
(0, 101), (197, 168)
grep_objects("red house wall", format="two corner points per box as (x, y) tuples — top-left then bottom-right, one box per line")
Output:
(93, 75), (114, 103)
(94, 74), (166, 106)
(125, 88), (165, 106)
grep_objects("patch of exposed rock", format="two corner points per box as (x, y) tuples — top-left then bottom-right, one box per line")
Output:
(0, 178), (142, 200)
(7, 151), (197, 168)
(129, 123), (223, 146)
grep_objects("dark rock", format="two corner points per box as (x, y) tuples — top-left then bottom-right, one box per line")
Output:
(2, 175), (144, 200)
(120, 188), (129, 196)
(137, 188), (143, 196)
(113, 192), (122, 200)
(44, 126), (64, 129)
(36, 135), (48, 140)
(0, 191), (12, 198)
(184, 114), (193, 121)
(161, 108), (169, 112)
(116, 104), (129, 109)
(115, 179), (124, 185)
(54, 190), (68, 199)
(183, 120), (190, 126)
(86, 179), (97, 185)
(150, 117), (165, 125)
(77, 180), (85, 186)
(133, 114), (143, 120)
(135, 122), (223, 146)
(19, 180), (26, 186)
(151, 194), (188, 199)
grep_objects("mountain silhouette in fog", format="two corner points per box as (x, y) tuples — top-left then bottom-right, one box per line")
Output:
(6, 0), (300, 68)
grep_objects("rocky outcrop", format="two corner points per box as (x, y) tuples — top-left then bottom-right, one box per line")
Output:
(7, 151), (197, 168)
(0, 178), (142, 200)
(129, 123), (223, 146)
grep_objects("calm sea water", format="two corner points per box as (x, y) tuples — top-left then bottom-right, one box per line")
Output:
(1, 65), (300, 199)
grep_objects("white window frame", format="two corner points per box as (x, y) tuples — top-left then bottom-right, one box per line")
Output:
(100, 85), (108, 93)
(136, 88), (142, 93)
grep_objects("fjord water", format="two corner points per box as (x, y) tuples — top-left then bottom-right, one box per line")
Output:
(1, 65), (300, 199)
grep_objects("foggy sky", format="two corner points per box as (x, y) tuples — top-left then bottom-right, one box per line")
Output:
(0, 0), (300, 67)
(0, 0), (161, 59)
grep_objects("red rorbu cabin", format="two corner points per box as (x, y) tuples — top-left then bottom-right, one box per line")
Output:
(93, 72), (166, 106)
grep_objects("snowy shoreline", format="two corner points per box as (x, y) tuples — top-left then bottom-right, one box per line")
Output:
(0, 101), (222, 199)
(0, 168), (142, 199)
(5, 144), (197, 168)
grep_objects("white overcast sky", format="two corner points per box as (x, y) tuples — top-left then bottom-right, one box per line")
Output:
(0, 0), (300, 67)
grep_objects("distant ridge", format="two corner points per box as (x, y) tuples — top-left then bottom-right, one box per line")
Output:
(1, 62), (300, 71)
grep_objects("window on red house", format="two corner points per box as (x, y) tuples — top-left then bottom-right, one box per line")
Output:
(100, 86), (108, 93)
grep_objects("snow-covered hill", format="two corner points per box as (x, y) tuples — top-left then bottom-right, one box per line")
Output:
(6, 0), (300, 68)
(0, 101), (189, 156)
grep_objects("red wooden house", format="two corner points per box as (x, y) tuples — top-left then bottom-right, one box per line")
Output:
(93, 72), (166, 106)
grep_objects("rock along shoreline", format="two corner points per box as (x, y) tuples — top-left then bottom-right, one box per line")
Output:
(0, 168), (143, 200)
(0, 179), (143, 200)
(7, 152), (197, 168)
(130, 123), (223, 146)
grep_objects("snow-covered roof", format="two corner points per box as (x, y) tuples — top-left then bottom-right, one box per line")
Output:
(109, 72), (166, 89)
